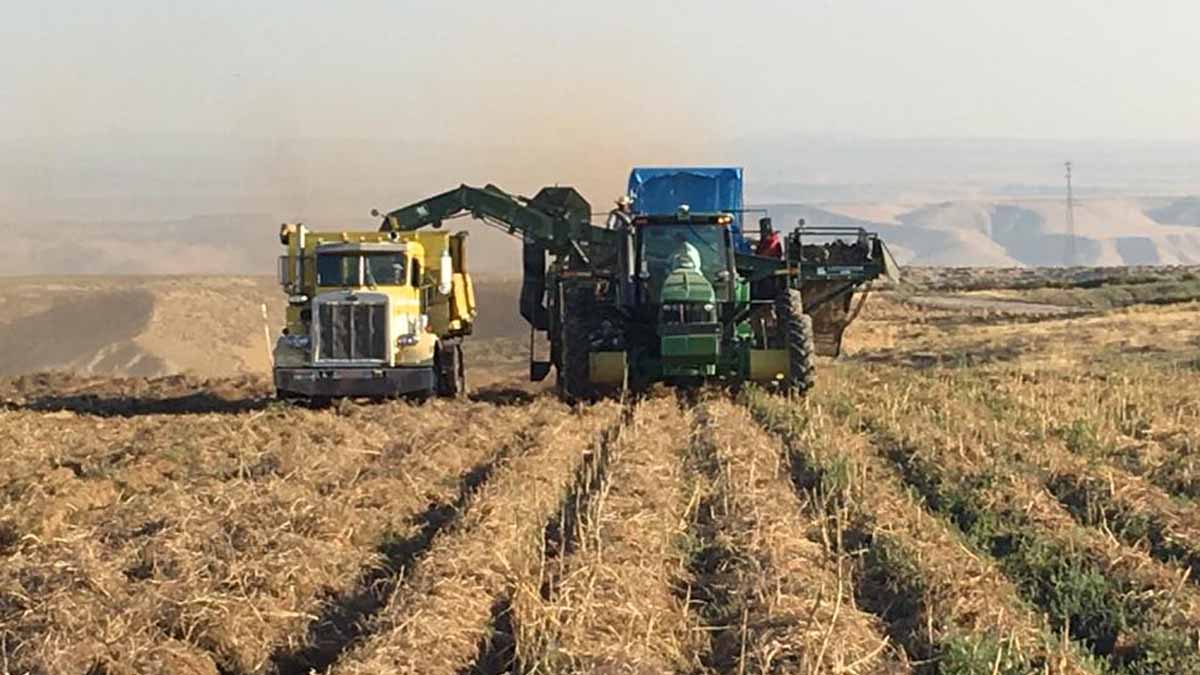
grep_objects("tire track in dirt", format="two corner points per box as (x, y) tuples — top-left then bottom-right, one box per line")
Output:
(462, 398), (632, 675)
(688, 398), (908, 674)
(511, 395), (701, 674)
(326, 400), (621, 675)
(505, 400), (631, 666)
(267, 415), (538, 674)
(745, 390), (1098, 675)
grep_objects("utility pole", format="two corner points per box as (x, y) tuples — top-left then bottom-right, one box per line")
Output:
(1065, 161), (1076, 267)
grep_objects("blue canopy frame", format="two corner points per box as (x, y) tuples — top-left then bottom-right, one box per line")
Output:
(628, 167), (749, 251)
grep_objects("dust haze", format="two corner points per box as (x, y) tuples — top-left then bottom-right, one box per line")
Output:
(2, 2), (1199, 276)
(1, 49), (726, 276)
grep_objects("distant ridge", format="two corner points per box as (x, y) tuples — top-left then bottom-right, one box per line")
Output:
(1147, 197), (1200, 226)
(761, 198), (1200, 267)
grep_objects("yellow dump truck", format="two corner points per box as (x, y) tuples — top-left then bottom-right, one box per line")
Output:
(273, 224), (476, 400)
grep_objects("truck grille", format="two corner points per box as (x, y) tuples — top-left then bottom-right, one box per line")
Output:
(316, 300), (388, 362)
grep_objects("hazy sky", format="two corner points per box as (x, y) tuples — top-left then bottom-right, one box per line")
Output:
(4, 0), (1198, 145)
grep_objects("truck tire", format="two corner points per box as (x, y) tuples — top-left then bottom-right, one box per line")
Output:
(435, 343), (466, 399)
(776, 288), (816, 396)
(558, 316), (595, 403)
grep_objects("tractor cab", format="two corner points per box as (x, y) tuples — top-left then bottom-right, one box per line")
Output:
(633, 211), (736, 301)
(632, 210), (737, 378)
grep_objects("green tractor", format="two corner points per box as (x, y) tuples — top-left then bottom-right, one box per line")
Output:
(380, 168), (896, 400)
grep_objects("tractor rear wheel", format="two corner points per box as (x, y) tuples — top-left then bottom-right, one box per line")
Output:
(776, 288), (816, 396)
(558, 316), (595, 403)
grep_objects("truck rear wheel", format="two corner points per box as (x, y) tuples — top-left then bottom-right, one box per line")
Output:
(776, 288), (816, 396)
(435, 343), (466, 399)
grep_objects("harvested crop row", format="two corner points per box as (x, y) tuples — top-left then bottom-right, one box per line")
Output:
(0, 408), (254, 527)
(1, 401), (449, 540)
(696, 399), (907, 674)
(1001, 403), (1200, 585)
(0, 399), (528, 675)
(968, 372), (1200, 576)
(745, 387), (1098, 675)
(990, 365), (1200, 499)
(0, 377), (283, 513)
(1044, 454), (1200, 581)
(512, 396), (702, 674)
(834, 364), (1200, 672)
(329, 400), (621, 675)
(882, 364), (1200, 582)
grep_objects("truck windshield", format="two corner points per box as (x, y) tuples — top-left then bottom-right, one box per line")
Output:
(317, 253), (408, 287)
(641, 224), (728, 284)
(365, 253), (406, 286)
(316, 254), (360, 287)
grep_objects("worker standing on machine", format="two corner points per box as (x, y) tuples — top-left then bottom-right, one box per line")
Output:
(607, 195), (634, 230)
(755, 217), (783, 258)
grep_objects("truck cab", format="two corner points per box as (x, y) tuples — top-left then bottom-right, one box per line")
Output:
(274, 224), (474, 400)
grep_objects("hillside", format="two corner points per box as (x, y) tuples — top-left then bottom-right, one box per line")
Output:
(0, 276), (526, 379)
(0, 277), (282, 378)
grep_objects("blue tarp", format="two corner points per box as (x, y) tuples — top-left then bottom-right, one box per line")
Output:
(627, 167), (749, 250)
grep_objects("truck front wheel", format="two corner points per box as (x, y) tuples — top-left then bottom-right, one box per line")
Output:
(435, 343), (466, 399)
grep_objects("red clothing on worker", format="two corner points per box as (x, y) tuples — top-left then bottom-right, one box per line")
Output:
(756, 231), (782, 258)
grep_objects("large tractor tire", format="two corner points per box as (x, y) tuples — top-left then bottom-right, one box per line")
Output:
(558, 315), (595, 403)
(776, 288), (816, 396)
(435, 342), (466, 399)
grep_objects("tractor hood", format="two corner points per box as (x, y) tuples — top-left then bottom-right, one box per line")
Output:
(659, 268), (716, 304)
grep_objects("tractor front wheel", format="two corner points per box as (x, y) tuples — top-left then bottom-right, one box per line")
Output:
(776, 288), (816, 396)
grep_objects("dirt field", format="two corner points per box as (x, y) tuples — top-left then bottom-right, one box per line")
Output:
(2, 269), (1199, 674)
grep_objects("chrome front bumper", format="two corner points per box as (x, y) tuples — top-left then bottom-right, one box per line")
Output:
(274, 366), (435, 398)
